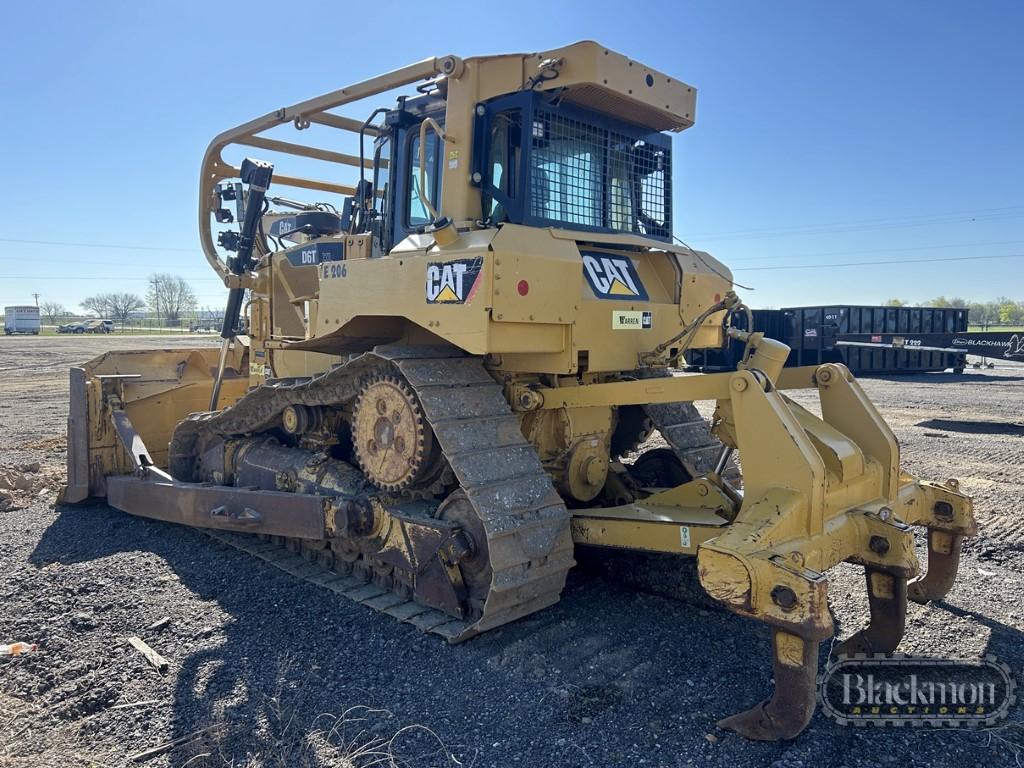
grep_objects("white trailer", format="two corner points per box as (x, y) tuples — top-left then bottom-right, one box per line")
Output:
(4, 305), (41, 335)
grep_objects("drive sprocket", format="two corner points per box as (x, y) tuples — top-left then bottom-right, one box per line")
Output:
(351, 373), (442, 492)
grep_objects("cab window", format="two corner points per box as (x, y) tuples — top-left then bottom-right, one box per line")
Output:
(372, 138), (390, 253)
(484, 109), (521, 221)
(407, 131), (440, 227)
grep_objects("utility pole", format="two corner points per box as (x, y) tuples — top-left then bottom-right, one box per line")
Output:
(32, 292), (40, 307)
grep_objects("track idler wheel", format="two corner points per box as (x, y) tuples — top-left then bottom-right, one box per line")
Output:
(628, 447), (692, 488)
(436, 490), (492, 618)
(718, 628), (818, 741)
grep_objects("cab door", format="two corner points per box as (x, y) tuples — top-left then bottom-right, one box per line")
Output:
(388, 114), (444, 250)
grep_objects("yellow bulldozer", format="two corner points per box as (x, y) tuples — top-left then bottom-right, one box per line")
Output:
(62, 42), (976, 739)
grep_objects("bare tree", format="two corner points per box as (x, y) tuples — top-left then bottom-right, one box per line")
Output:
(40, 301), (66, 324)
(80, 296), (108, 317)
(79, 292), (145, 321)
(104, 292), (146, 321)
(147, 273), (197, 324)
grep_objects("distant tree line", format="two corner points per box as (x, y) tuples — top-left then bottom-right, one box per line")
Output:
(884, 296), (1023, 327)
(38, 273), (200, 326)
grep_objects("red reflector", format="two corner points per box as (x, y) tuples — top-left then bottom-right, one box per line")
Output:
(714, 293), (721, 302)
(517, 280), (529, 296)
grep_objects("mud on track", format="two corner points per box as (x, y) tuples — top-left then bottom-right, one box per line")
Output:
(2, 335), (1022, 767)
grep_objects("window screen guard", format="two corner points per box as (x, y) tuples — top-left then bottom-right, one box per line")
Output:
(475, 93), (673, 241)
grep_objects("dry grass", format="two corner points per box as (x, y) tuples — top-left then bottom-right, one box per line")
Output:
(178, 655), (468, 768)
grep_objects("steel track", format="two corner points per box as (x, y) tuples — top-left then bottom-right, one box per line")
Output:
(170, 346), (576, 643)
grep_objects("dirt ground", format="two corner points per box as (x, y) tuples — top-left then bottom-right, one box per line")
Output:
(1, 335), (1022, 767)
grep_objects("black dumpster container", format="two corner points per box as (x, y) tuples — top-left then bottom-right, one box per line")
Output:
(787, 305), (968, 374)
(686, 305), (968, 375)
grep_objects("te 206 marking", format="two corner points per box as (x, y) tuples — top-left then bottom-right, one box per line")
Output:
(321, 263), (348, 279)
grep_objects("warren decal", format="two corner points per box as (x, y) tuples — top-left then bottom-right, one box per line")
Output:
(581, 252), (649, 301)
(425, 257), (483, 304)
(612, 310), (653, 330)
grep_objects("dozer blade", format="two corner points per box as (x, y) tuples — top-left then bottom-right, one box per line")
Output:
(61, 346), (250, 502)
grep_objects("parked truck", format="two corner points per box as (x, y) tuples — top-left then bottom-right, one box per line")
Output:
(3, 305), (40, 335)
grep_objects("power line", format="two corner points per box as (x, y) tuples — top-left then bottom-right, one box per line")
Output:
(733, 252), (1024, 272)
(687, 205), (1024, 239)
(0, 238), (196, 252)
(687, 206), (1024, 243)
(0, 256), (210, 267)
(726, 238), (1024, 262)
(0, 275), (225, 281)
(3, 204), (1023, 254)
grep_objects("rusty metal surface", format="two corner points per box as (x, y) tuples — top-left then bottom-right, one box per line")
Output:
(908, 531), (965, 603)
(205, 528), (478, 640)
(106, 476), (328, 540)
(351, 373), (440, 492)
(832, 568), (908, 656)
(717, 628), (818, 741)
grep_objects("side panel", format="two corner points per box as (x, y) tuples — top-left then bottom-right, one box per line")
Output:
(315, 236), (495, 355)
(310, 224), (731, 374)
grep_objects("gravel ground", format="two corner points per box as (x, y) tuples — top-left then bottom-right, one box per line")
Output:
(1, 335), (1022, 767)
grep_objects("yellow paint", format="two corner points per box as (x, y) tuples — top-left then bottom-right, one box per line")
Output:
(774, 632), (805, 668)
(607, 279), (635, 296)
(434, 284), (460, 303)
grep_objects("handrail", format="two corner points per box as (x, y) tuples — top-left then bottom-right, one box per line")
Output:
(199, 55), (463, 281)
(235, 136), (381, 170)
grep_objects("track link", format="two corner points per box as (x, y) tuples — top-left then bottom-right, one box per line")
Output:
(204, 529), (480, 639)
(170, 345), (575, 643)
(639, 371), (741, 483)
(643, 401), (724, 477)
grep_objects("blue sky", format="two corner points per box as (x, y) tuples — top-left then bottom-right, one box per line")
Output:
(1, 1), (1021, 311)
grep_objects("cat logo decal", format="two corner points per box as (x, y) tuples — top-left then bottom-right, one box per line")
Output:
(425, 257), (483, 304)
(581, 252), (649, 301)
